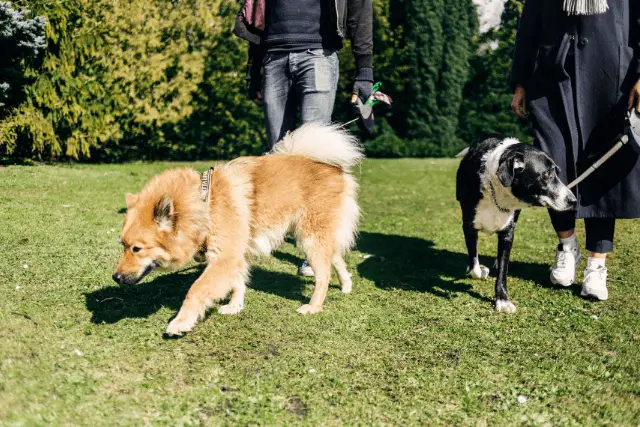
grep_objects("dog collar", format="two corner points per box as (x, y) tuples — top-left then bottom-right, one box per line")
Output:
(489, 181), (512, 214)
(200, 167), (213, 202)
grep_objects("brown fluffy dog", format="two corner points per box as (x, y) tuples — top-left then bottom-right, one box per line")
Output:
(112, 124), (362, 336)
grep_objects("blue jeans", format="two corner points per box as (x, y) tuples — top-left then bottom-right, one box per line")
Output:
(262, 49), (339, 146)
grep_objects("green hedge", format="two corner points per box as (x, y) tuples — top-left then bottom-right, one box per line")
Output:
(1, 0), (266, 161)
(0, 0), (530, 162)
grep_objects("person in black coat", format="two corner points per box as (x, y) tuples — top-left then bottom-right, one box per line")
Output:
(510, 0), (640, 300)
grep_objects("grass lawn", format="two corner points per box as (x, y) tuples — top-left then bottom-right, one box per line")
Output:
(1, 159), (639, 425)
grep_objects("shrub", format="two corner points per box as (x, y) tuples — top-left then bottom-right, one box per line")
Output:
(0, 0), (266, 161)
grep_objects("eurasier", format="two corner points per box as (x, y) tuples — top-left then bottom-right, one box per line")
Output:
(113, 124), (363, 336)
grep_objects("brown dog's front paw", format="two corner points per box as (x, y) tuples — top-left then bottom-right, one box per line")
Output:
(165, 315), (197, 336)
(296, 304), (323, 315)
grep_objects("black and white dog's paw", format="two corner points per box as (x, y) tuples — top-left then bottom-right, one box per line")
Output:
(467, 264), (490, 280)
(495, 299), (517, 313)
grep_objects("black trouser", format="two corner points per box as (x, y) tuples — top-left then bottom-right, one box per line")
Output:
(548, 210), (615, 253)
(550, 45), (616, 254)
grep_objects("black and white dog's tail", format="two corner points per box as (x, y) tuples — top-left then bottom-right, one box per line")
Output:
(455, 147), (470, 158)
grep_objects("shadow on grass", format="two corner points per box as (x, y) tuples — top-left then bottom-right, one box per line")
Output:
(354, 232), (550, 302)
(85, 266), (308, 324)
(86, 232), (552, 323)
(274, 232), (550, 304)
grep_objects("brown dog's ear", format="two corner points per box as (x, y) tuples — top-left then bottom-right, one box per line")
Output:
(154, 197), (175, 231)
(125, 193), (139, 209)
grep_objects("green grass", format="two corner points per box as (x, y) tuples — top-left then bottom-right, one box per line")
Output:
(1, 159), (639, 426)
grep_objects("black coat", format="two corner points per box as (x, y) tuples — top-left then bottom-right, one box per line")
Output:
(511, 0), (640, 218)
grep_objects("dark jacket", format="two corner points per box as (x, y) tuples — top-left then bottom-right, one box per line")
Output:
(510, 0), (640, 219)
(234, 0), (373, 91)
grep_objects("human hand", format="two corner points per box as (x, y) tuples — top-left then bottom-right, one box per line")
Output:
(511, 85), (528, 118)
(352, 67), (374, 104)
(247, 82), (262, 105)
(352, 81), (373, 104)
(252, 91), (262, 106)
(627, 79), (640, 112)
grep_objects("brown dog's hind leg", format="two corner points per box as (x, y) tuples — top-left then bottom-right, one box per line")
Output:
(296, 238), (333, 315)
(165, 257), (248, 336)
(218, 268), (248, 315)
(332, 254), (352, 294)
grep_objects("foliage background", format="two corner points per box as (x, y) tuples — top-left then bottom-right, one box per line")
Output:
(0, 0), (530, 162)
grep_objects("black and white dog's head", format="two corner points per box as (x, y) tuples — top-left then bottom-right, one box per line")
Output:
(497, 144), (576, 211)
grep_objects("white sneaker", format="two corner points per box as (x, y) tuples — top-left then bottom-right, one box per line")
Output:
(581, 265), (608, 301)
(298, 260), (315, 277)
(550, 244), (581, 286)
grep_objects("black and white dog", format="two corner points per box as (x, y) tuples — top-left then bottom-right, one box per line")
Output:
(456, 136), (576, 313)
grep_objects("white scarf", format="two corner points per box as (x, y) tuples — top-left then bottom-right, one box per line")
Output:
(563, 0), (608, 15)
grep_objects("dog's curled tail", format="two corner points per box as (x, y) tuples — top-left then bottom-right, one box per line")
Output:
(270, 123), (364, 170)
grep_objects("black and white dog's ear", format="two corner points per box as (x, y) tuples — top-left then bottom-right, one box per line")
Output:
(497, 152), (525, 187)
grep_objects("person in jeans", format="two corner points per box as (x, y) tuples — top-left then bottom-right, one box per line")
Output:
(234, 0), (374, 276)
(510, 0), (640, 300)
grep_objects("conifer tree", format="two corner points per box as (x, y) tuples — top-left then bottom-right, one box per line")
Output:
(394, 0), (477, 155)
(457, 0), (531, 147)
(401, 0), (445, 141)
(0, 2), (46, 110)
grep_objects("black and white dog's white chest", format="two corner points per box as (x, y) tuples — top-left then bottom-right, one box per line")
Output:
(458, 137), (528, 234)
(473, 195), (517, 234)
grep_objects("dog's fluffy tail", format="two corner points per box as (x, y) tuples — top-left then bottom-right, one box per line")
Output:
(270, 123), (364, 170)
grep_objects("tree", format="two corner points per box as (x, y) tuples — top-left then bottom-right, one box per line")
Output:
(457, 0), (532, 147)
(0, 2), (46, 110)
(0, 0), (264, 161)
(390, 0), (477, 155)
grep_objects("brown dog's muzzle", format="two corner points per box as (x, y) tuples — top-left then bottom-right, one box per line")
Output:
(112, 262), (156, 285)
